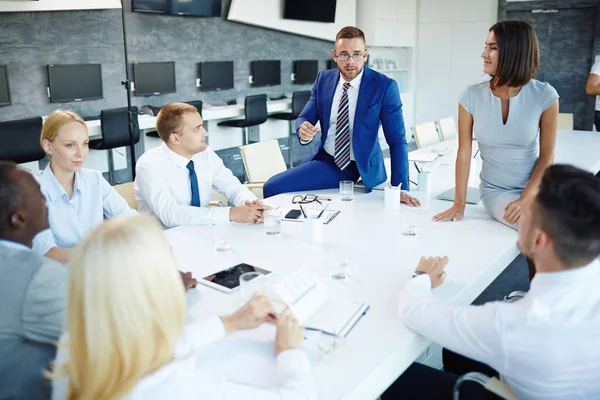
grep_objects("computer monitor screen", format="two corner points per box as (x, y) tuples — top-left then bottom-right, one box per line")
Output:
(133, 62), (176, 96)
(47, 64), (103, 103)
(132, 0), (221, 16)
(199, 61), (234, 91)
(0, 66), (10, 106)
(284, 0), (336, 23)
(251, 60), (280, 87)
(293, 60), (318, 84)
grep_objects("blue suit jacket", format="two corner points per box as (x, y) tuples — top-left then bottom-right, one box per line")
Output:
(296, 67), (409, 191)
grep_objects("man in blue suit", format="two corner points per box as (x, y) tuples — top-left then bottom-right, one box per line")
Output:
(263, 26), (419, 206)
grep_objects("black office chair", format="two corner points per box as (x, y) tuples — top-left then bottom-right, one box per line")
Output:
(217, 94), (268, 145)
(145, 100), (203, 139)
(0, 116), (45, 164)
(89, 106), (140, 185)
(269, 91), (311, 167)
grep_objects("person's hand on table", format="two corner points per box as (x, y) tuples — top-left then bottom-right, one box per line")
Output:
(298, 121), (319, 142)
(245, 200), (272, 223)
(503, 198), (523, 225)
(230, 204), (265, 224)
(275, 311), (305, 355)
(433, 204), (465, 222)
(179, 271), (197, 292)
(401, 191), (421, 207)
(414, 256), (449, 288)
(221, 294), (277, 333)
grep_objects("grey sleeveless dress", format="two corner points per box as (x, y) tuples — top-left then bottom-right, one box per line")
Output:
(459, 79), (559, 229)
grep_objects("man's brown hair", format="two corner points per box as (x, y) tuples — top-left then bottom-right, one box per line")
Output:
(489, 20), (540, 89)
(155, 102), (199, 142)
(335, 26), (366, 44)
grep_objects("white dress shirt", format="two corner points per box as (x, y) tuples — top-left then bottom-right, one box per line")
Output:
(399, 259), (600, 400)
(134, 143), (256, 227)
(32, 166), (137, 256)
(302, 70), (363, 160)
(52, 317), (317, 400)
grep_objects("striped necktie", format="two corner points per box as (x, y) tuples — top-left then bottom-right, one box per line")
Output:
(334, 82), (352, 170)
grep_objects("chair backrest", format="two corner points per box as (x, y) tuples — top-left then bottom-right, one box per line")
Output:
(413, 121), (441, 148)
(239, 139), (287, 183)
(99, 106), (140, 149)
(113, 182), (137, 210)
(291, 90), (311, 118)
(185, 100), (203, 117)
(557, 113), (574, 131)
(437, 116), (458, 141)
(0, 116), (45, 164)
(244, 94), (269, 126)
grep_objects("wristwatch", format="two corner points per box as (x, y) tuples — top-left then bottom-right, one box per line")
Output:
(412, 270), (428, 278)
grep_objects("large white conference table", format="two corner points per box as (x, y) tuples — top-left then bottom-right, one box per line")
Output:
(164, 130), (600, 400)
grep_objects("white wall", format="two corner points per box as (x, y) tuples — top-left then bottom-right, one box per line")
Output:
(414, 0), (498, 125)
(227, 0), (356, 42)
(0, 0), (120, 12)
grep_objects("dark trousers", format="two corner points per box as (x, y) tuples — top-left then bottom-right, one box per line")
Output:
(595, 111), (600, 132)
(263, 150), (360, 198)
(382, 350), (501, 400)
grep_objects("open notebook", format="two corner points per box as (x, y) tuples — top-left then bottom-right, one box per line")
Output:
(274, 268), (369, 337)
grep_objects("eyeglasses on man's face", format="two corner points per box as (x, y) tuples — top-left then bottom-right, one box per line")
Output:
(335, 52), (367, 62)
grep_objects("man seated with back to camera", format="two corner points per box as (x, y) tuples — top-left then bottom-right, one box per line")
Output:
(135, 102), (268, 228)
(383, 164), (600, 400)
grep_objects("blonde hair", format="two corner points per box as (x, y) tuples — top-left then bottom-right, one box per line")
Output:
(50, 215), (186, 400)
(40, 109), (87, 148)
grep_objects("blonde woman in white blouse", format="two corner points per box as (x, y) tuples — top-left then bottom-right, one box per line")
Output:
(49, 215), (316, 400)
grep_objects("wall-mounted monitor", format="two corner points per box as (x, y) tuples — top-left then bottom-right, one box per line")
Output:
(47, 64), (103, 103)
(293, 60), (318, 84)
(327, 59), (337, 70)
(198, 61), (234, 91)
(0, 66), (10, 107)
(284, 0), (336, 23)
(251, 60), (280, 87)
(133, 62), (176, 96)
(132, 0), (222, 17)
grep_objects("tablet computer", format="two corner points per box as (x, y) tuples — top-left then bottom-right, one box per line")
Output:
(200, 263), (273, 293)
(437, 187), (481, 205)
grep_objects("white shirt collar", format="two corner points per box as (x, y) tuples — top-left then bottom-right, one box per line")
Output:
(41, 165), (83, 202)
(0, 239), (30, 252)
(338, 69), (364, 90)
(162, 143), (193, 170)
(529, 258), (600, 295)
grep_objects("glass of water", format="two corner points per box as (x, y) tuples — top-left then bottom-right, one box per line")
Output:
(213, 222), (232, 252)
(401, 208), (419, 237)
(339, 180), (354, 201)
(327, 247), (350, 281)
(264, 210), (282, 236)
(239, 271), (265, 301)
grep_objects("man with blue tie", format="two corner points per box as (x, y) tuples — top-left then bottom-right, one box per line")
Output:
(135, 103), (265, 227)
(263, 26), (419, 206)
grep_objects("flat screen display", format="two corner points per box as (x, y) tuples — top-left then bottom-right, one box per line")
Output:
(293, 60), (318, 84)
(0, 66), (10, 106)
(133, 62), (176, 96)
(199, 61), (234, 91)
(132, 0), (221, 16)
(284, 0), (336, 23)
(251, 60), (280, 87)
(47, 64), (103, 103)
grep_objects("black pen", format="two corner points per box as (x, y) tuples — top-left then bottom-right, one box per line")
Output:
(473, 148), (480, 159)
(414, 161), (421, 174)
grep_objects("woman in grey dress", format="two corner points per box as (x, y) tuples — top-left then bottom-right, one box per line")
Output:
(434, 20), (559, 229)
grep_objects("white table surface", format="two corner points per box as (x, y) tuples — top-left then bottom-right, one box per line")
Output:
(163, 130), (600, 399)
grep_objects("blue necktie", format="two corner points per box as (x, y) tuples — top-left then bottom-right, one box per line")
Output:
(186, 160), (200, 207)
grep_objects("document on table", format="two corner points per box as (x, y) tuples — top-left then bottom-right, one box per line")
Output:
(274, 268), (369, 337)
(408, 150), (439, 162)
(280, 207), (340, 225)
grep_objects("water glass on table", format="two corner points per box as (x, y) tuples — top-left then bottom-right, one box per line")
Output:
(213, 222), (233, 252)
(401, 208), (420, 237)
(239, 271), (265, 301)
(264, 210), (282, 236)
(327, 248), (350, 281)
(339, 180), (354, 201)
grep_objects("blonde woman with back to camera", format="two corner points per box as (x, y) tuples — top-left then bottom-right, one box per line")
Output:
(32, 109), (136, 264)
(49, 215), (316, 400)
